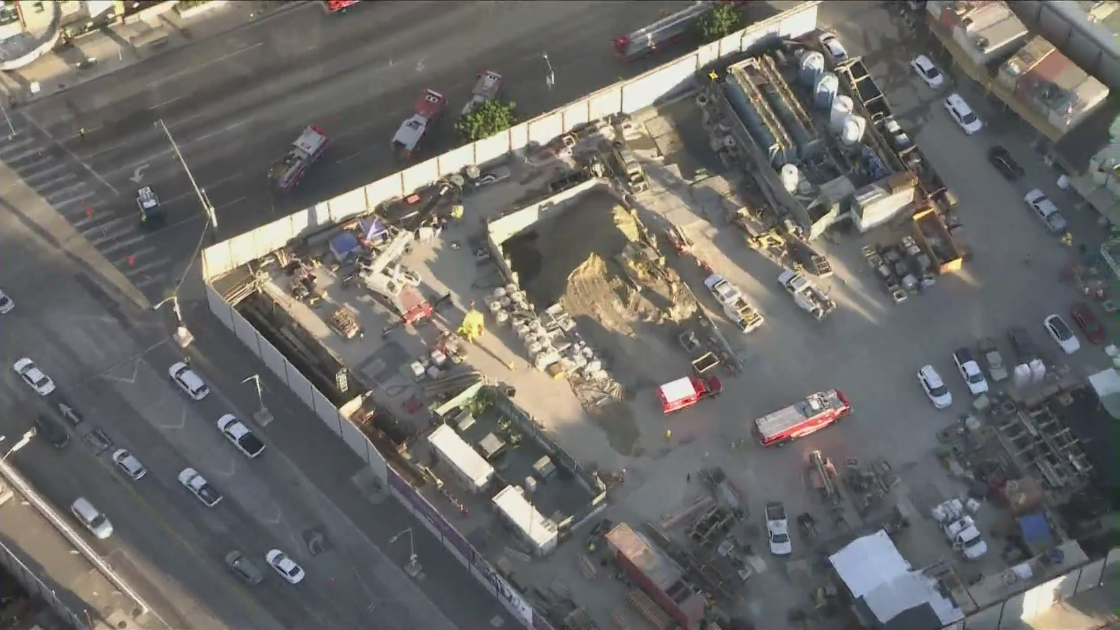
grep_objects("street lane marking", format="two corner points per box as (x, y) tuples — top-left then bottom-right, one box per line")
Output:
(188, 121), (247, 146)
(216, 195), (248, 210)
(153, 43), (264, 87)
(18, 113), (119, 196)
(152, 95), (184, 110)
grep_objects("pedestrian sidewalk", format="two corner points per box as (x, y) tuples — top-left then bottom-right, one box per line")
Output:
(0, 0), (306, 104)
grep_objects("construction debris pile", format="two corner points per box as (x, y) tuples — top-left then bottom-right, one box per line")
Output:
(505, 190), (697, 396)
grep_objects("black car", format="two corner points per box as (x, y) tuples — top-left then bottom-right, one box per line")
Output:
(988, 146), (1025, 181)
(34, 415), (69, 449)
(1008, 325), (1040, 363)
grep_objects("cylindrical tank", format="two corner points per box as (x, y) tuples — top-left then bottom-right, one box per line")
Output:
(829, 95), (853, 133)
(799, 51), (825, 87)
(780, 164), (800, 193)
(814, 73), (839, 110)
(840, 115), (866, 147)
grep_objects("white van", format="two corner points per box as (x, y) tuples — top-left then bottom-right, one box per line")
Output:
(71, 498), (113, 540)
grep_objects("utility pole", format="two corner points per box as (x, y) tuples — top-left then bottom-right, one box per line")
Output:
(154, 296), (193, 348)
(241, 374), (273, 426)
(155, 119), (218, 229)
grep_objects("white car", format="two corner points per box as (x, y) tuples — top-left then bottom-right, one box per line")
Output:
(112, 449), (147, 481)
(910, 55), (944, 88)
(178, 468), (223, 507)
(0, 289), (13, 314)
(917, 365), (953, 409)
(952, 348), (989, 396)
(1044, 314), (1080, 355)
(818, 32), (849, 65)
(1024, 189), (1069, 234)
(13, 358), (56, 396)
(169, 362), (210, 401)
(217, 415), (266, 459)
(266, 549), (305, 585)
(943, 93), (982, 135)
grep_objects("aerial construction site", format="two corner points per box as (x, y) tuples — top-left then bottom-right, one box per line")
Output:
(205, 3), (1120, 629)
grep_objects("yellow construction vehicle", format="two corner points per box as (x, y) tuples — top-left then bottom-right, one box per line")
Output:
(458, 305), (485, 343)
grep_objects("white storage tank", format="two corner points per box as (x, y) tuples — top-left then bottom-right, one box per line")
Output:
(829, 95), (853, 132)
(1029, 359), (1046, 384)
(799, 51), (825, 87)
(814, 73), (839, 110)
(780, 164), (800, 193)
(839, 115), (867, 147)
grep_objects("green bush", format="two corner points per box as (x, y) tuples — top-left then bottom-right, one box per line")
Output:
(456, 99), (517, 142)
(697, 4), (743, 43)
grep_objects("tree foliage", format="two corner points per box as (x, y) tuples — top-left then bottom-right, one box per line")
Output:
(697, 4), (744, 42)
(456, 99), (517, 142)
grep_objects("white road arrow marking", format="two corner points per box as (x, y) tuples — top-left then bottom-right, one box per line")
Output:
(129, 163), (149, 185)
(415, 58), (426, 73)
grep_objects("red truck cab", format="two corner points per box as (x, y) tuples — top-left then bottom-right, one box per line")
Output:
(657, 375), (722, 414)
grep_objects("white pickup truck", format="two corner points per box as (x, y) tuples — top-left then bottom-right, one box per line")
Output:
(703, 273), (764, 333)
(765, 502), (791, 556)
(778, 267), (835, 321)
(932, 499), (987, 560)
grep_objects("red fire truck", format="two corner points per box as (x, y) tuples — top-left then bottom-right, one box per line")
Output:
(270, 126), (329, 193)
(322, 0), (359, 14)
(614, 1), (715, 61)
(657, 375), (722, 414)
(753, 390), (850, 447)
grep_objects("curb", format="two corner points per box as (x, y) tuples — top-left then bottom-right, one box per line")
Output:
(17, 0), (313, 103)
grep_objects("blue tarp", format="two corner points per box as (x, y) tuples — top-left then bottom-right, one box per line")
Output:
(329, 232), (360, 263)
(359, 217), (387, 240)
(1018, 512), (1052, 546)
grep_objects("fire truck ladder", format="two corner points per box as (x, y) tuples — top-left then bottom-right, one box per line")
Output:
(730, 63), (794, 155)
(759, 55), (817, 137)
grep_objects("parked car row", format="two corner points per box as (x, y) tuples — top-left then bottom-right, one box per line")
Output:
(918, 304), (1106, 408)
(4, 346), (303, 587)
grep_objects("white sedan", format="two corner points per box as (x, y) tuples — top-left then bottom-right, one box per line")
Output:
(910, 55), (944, 88)
(112, 449), (147, 481)
(1044, 314), (1081, 355)
(918, 365), (952, 409)
(952, 348), (989, 395)
(13, 358), (56, 396)
(0, 289), (13, 314)
(266, 549), (305, 585)
(178, 468), (223, 507)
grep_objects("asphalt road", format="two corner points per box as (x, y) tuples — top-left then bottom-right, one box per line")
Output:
(9, 0), (797, 302)
(0, 172), (495, 628)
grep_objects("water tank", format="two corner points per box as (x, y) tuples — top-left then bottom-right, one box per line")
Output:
(829, 95), (853, 133)
(780, 164), (800, 193)
(799, 51), (825, 87)
(840, 115), (866, 147)
(814, 73), (839, 110)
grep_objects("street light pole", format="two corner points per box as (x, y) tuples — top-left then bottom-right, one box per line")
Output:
(0, 101), (16, 139)
(154, 296), (194, 348)
(155, 119), (218, 229)
(241, 374), (273, 426)
(542, 52), (555, 90)
(389, 528), (421, 577)
(1, 429), (36, 463)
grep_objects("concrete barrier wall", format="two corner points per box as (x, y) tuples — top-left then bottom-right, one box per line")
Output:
(487, 179), (602, 245)
(199, 6), (823, 627)
(945, 549), (1120, 629)
(200, 1), (823, 283)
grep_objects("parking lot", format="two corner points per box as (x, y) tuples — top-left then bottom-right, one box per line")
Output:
(434, 4), (1114, 628)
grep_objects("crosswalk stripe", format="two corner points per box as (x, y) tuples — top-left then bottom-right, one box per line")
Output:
(54, 189), (98, 211)
(2, 146), (46, 163)
(44, 181), (90, 202)
(93, 231), (144, 252)
(81, 216), (133, 241)
(30, 171), (78, 190)
(0, 136), (36, 153)
(20, 163), (69, 184)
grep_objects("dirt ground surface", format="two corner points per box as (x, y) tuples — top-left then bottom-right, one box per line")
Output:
(504, 190), (697, 454)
